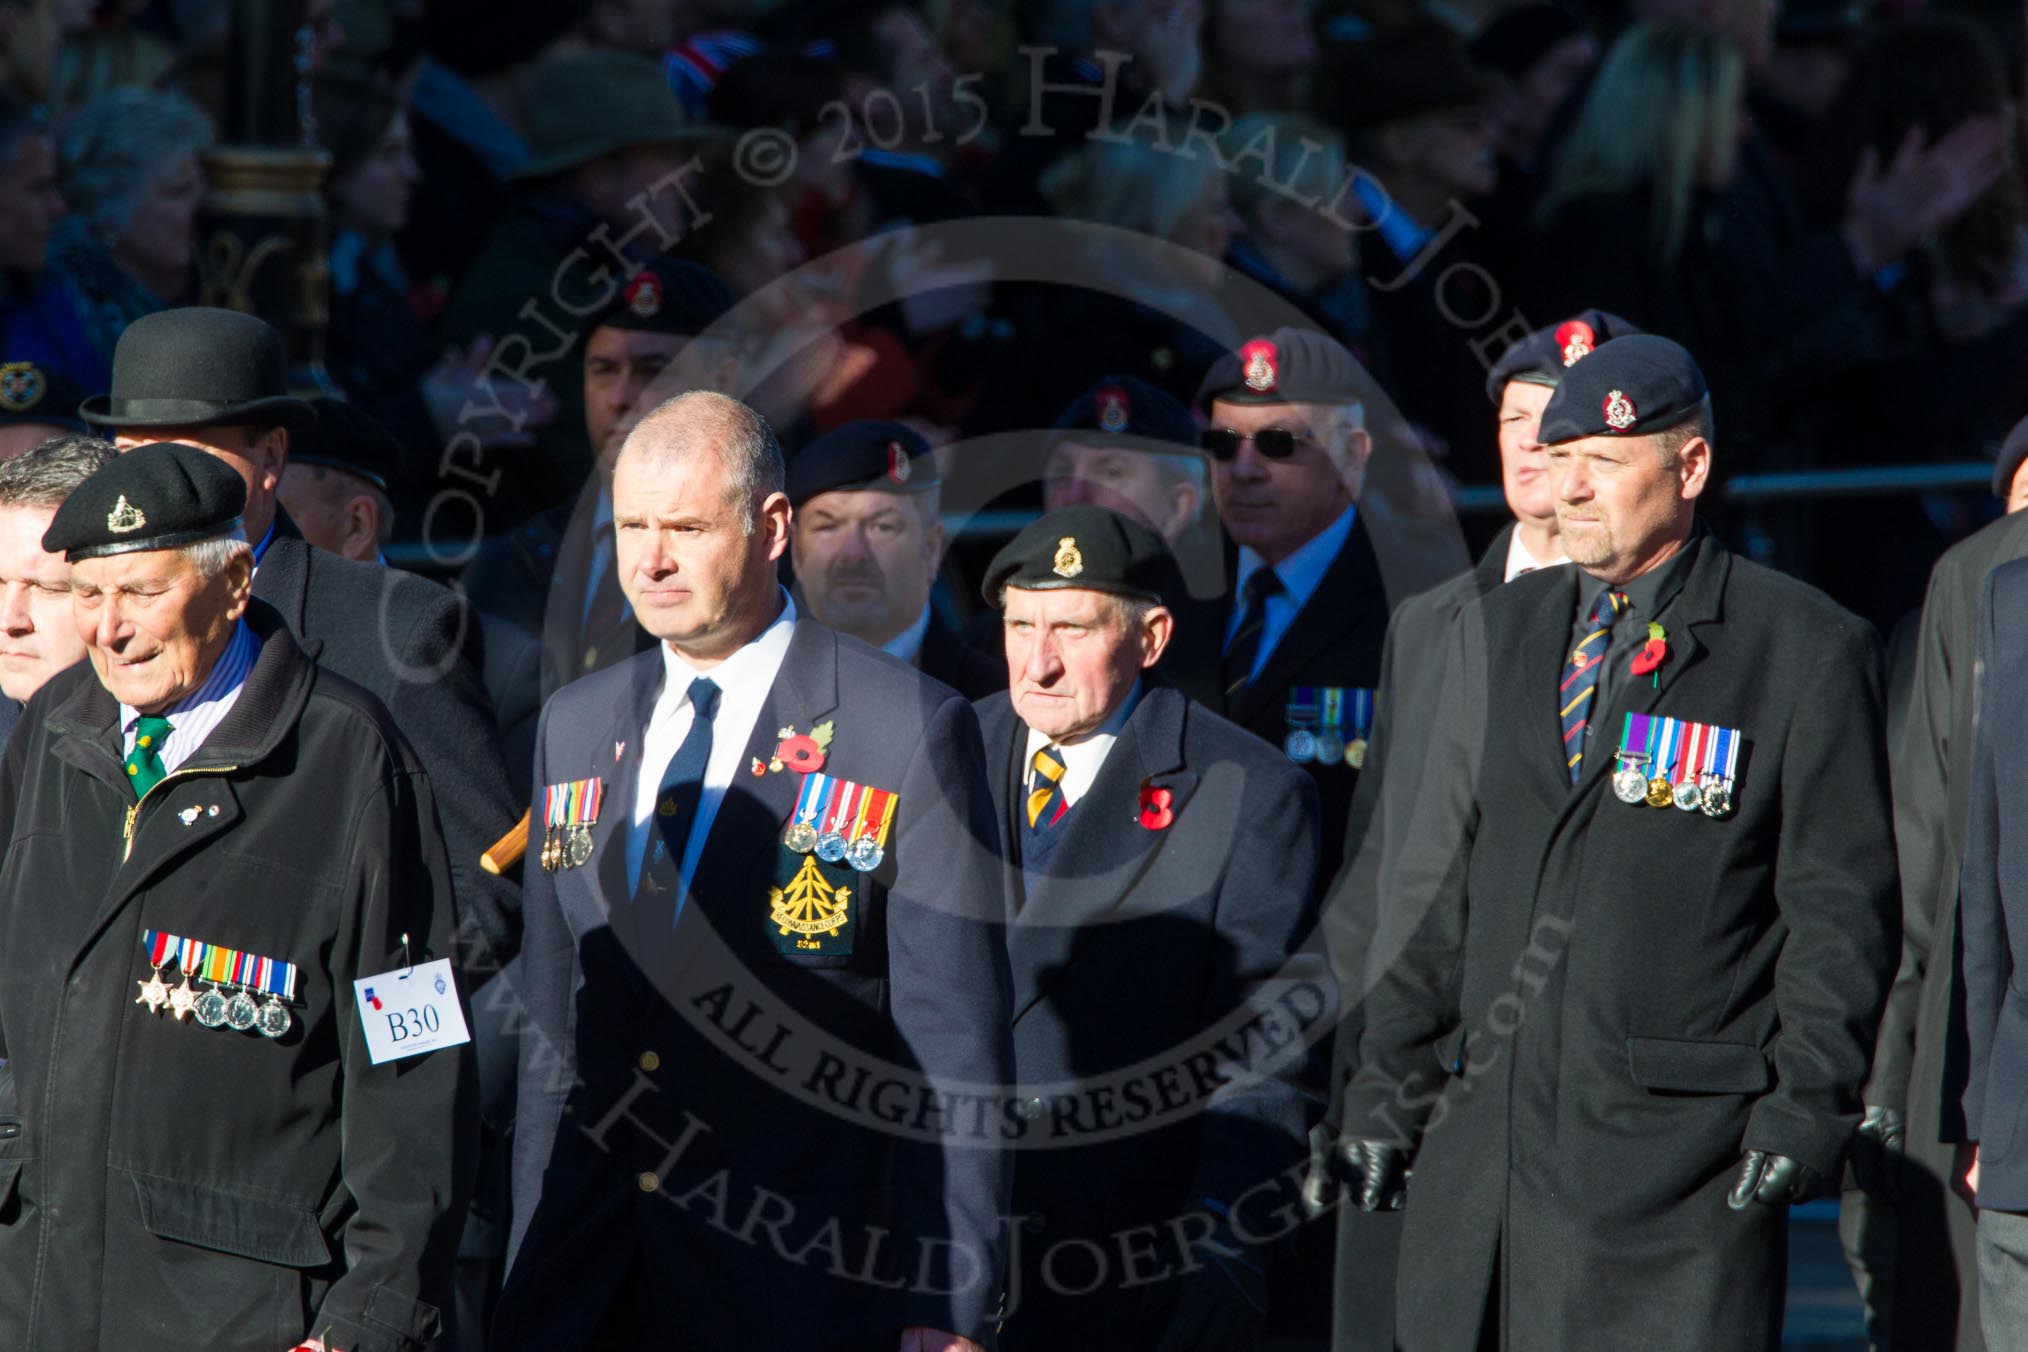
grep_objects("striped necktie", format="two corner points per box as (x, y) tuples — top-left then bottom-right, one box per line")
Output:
(1560, 588), (1627, 781)
(1223, 568), (1284, 701)
(1026, 746), (1068, 830)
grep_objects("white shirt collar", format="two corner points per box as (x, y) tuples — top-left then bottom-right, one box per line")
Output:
(1503, 529), (1568, 583)
(1022, 679), (1144, 809)
(880, 605), (933, 666)
(652, 592), (798, 726)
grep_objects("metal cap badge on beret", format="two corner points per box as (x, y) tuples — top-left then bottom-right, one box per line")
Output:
(80, 308), (316, 431)
(786, 421), (938, 507)
(43, 441), (247, 561)
(290, 396), (399, 494)
(1484, 310), (1643, 403)
(587, 259), (737, 339)
(0, 360), (90, 431)
(982, 505), (1179, 607)
(1199, 327), (1362, 409)
(1537, 335), (1709, 444)
(1052, 374), (1200, 450)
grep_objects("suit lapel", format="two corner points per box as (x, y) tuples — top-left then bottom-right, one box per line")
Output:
(540, 484), (605, 697)
(1229, 516), (1388, 727)
(1514, 567), (1583, 803)
(1010, 686), (1197, 1022)
(979, 696), (1026, 914)
(249, 529), (317, 658)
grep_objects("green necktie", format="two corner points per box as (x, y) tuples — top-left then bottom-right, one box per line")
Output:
(127, 715), (174, 798)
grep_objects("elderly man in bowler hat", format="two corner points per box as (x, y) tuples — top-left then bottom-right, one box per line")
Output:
(974, 504), (1329, 1350)
(82, 306), (521, 974)
(0, 442), (472, 1351)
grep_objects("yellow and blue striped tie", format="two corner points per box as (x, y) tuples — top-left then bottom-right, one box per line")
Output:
(1560, 589), (1626, 781)
(1026, 746), (1068, 830)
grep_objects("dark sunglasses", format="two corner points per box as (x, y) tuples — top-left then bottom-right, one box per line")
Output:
(1199, 426), (1309, 461)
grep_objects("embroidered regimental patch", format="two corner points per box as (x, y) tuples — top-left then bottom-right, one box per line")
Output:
(766, 850), (857, 956)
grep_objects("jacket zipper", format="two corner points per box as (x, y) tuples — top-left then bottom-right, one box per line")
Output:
(121, 766), (241, 862)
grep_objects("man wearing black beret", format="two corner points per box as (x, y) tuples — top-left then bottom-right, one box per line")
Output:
(0, 443), (472, 1351)
(1337, 335), (1896, 1351)
(1042, 375), (1207, 546)
(1311, 310), (1634, 1352)
(0, 358), (90, 459)
(277, 395), (402, 564)
(463, 259), (742, 706)
(973, 503), (1331, 1349)
(82, 307), (520, 976)
(787, 418), (1003, 700)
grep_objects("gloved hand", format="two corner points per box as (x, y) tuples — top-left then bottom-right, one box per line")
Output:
(1727, 1149), (1826, 1210)
(1341, 1138), (1410, 1212)
(1852, 1105), (1906, 1196)
(1300, 1120), (1342, 1218)
(1154, 1207), (1267, 1352)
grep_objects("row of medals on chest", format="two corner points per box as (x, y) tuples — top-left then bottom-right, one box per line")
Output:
(136, 964), (292, 1037)
(1612, 750), (1735, 819)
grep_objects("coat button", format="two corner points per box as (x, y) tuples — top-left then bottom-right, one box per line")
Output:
(0, 1122), (18, 1139)
(1017, 1096), (1045, 1121)
(637, 1171), (660, 1194)
(638, 1051), (661, 1072)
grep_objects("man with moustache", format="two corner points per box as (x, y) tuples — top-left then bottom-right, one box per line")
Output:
(1337, 335), (1897, 1351)
(787, 419), (1001, 699)
(1308, 311), (1637, 1352)
(0, 432), (113, 746)
(497, 391), (1010, 1351)
(0, 442), (470, 1351)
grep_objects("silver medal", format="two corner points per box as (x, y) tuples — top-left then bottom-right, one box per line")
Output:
(846, 836), (884, 872)
(226, 989), (260, 1031)
(1284, 729), (1318, 763)
(1672, 780), (1703, 812)
(257, 996), (291, 1038)
(194, 986), (230, 1029)
(815, 831), (848, 864)
(1314, 730), (1346, 766)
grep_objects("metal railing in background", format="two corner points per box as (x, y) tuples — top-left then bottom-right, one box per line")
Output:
(382, 462), (1999, 576)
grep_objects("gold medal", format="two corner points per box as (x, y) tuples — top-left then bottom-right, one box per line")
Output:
(1346, 738), (1368, 770)
(1644, 776), (1673, 808)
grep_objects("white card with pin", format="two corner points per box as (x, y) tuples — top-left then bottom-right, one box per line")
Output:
(352, 958), (471, 1065)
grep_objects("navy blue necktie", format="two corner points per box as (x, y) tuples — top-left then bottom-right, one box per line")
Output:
(652, 676), (721, 875)
(1223, 568), (1284, 701)
(1561, 588), (1626, 781)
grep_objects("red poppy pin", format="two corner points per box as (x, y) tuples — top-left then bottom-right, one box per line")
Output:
(1138, 782), (1174, 831)
(1630, 622), (1668, 676)
(773, 719), (836, 774)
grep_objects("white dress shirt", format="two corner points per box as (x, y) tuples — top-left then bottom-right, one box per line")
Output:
(1022, 680), (1144, 810)
(879, 604), (933, 666)
(121, 622), (257, 778)
(1503, 530), (1568, 583)
(1225, 504), (1357, 683)
(628, 593), (798, 898)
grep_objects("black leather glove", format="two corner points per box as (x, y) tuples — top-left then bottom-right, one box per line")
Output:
(1341, 1138), (1410, 1212)
(1851, 1105), (1906, 1197)
(1727, 1149), (1826, 1210)
(1300, 1121), (1342, 1218)
(1154, 1208), (1267, 1352)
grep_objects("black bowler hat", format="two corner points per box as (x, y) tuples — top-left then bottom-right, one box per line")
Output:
(982, 505), (1179, 607)
(587, 259), (737, 339)
(1051, 375), (1200, 451)
(43, 441), (247, 561)
(80, 308), (316, 431)
(1538, 335), (1709, 444)
(1484, 311), (1643, 403)
(0, 360), (90, 432)
(787, 421), (938, 508)
(1199, 327), (1363, 409)
(291, 397), (399, 495)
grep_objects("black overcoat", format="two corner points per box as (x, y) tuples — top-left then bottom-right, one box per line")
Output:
(0, 606), (474, 1352)
(1347, 531), (1898, 1351)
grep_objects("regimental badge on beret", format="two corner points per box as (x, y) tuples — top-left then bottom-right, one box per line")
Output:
(1556, 320), (1595, 367)
(1096, 384), (1130, 433)
(1052, 536), (1084, 579)
(107, 494), (146, 533)
(0, 361), (44, 412)
(1603, 389), (1637, 431)
(624, 271), (663, 319)
(1241, 339), (1279, 394)
(886, 441), (911, 484)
